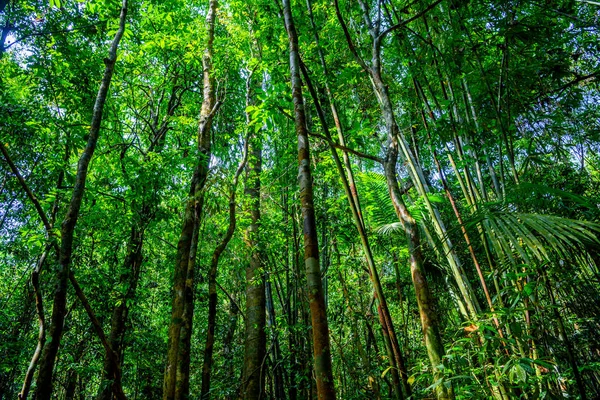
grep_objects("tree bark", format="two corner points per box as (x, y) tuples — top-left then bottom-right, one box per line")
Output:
(266, 278), (286, 400)
(384, 142), (453, 399)
(281, 0), (336, 398)
(96, 225), (143, 400)
(33, 3), (127, 398)
(241, 82), (266, 399)
(163, 1), (218, 399)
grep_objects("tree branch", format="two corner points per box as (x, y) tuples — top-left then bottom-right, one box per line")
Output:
(69, 271), (127, 400)
(377, 0), (442, 41)
(276, 105), (382, 163)
(0, 142), (52, 232)
(334, 0), (369, 71)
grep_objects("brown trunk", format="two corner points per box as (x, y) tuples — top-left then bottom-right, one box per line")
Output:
(69, 271), (127, 400)
(163, 1), (218, 398)
(281, 0), (336, 397)
(34, 3), (127, 398)
(241, 99), (266, 399)
(384, 143), (453, 399)
(297, 23), (407, 396)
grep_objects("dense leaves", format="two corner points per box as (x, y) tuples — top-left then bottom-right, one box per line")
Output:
(1, 0), (600, 399)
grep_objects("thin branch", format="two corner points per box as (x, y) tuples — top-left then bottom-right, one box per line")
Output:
(538, 71), (599, 102)
(334, 0), (369, 71)
(4, 22), (102, 51)
(69, 271), (127, 400)
(377, 0), (443, 41)
(216, 280), (246, 321)
(276, 105), (383, 163)
(0, 142), (52, 232)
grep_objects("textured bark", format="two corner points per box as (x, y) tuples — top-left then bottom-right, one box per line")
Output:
(335, 0), (481, 321)
(297, 22), (407, 396)
(163, 1), (218, 399)
(281, 0), (336, 398)
(33, 3), (127, 399)
(199, 131), (248, 400)
(98, 76), (182, 400)
(384, 143), (452, 400)
(241, 103), (266, 399)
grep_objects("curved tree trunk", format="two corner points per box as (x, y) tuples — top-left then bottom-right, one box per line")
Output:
(199, 124), (248, 400)
(33, 3), (128, 398)
(96, 226), (143, 400)
(384, 142), (453, 400)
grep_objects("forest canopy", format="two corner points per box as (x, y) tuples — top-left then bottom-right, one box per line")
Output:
(1, 0), (600, 399)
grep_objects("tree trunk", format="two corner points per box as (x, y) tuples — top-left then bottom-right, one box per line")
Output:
(384, 142), (453, 400)
(34, 3), (127, 398)
(266, 278), (285, 400)
(200, 112), (248, 400)
(241, 96), (266, 399)
(163, 1), (218, 398)
(281, 0), (336, 397)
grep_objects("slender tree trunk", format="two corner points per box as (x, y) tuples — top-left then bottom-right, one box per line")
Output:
(297, 19), (408, 394)
(384, 142), (453, 399)
(69, 272), (127, 400)
(223, 297), (240, 400)
(97, 78), (180, 400)
(281, 1), (336, 398)
(19, 248), (49, 400)
(241, 94), (266, 399)
(34, 3), (127, 398)
(164, 1), (218, 398)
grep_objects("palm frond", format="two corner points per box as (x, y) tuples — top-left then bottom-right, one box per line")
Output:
(465, 204), (600, 269)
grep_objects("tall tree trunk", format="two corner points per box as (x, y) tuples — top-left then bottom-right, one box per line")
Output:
(281, 0), (336, 398)
(241, 85), (266, 399)
(298, 57), (407, 399)
(223, 296), (240, 400)
(163, 1), (218, 398)
(34, 3), (127, 398)
(97, 75), (181, 400)
(384, 142), (453, 400)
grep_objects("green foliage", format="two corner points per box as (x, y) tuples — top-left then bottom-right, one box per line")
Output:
(1, 0), (600, 398)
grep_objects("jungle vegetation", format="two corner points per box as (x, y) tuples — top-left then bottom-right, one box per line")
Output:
(1, 0), (600, 399)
